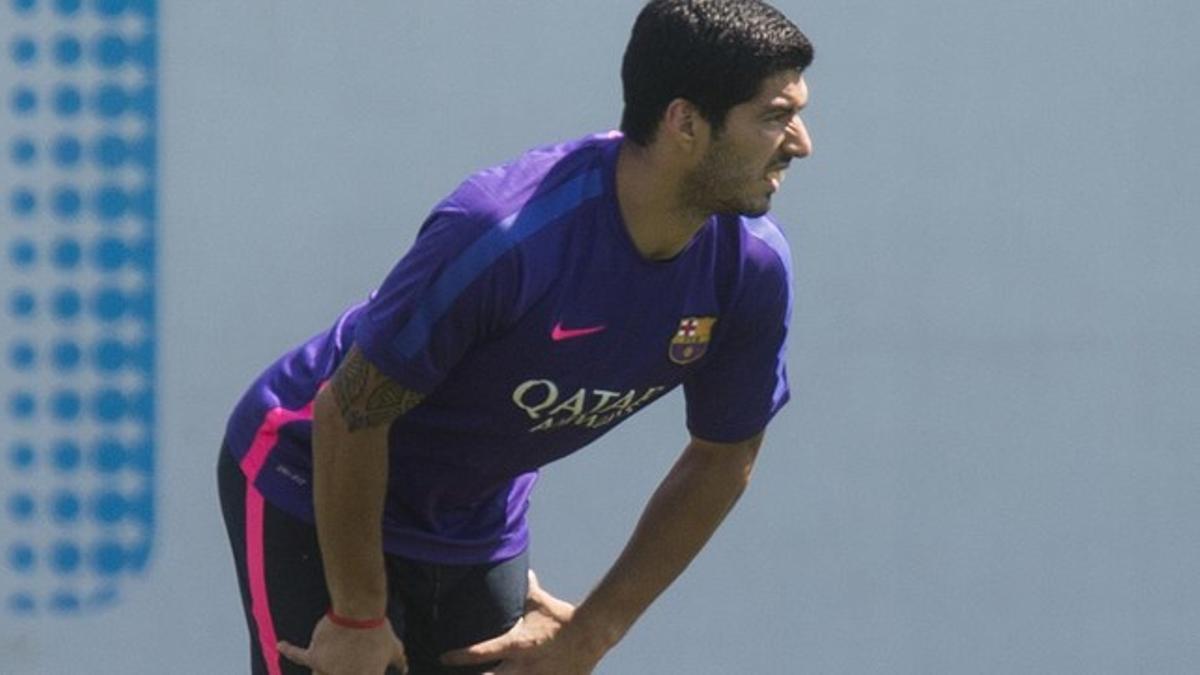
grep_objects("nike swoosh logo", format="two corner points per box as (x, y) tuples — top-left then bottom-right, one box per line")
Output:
(551, 322), (607, 341)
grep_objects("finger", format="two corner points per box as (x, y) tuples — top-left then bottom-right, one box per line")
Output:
(440, 632), (519, 666)
(390, 638), (408, 670)
(525, 570), (548, 610)
(276, 640), (311, 667)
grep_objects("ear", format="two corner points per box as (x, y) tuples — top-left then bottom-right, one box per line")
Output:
(661, 98), (707, 148)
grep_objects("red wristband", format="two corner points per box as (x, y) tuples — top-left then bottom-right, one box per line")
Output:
(325, 608), (386, 630)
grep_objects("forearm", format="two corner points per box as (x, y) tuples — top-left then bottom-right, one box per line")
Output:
(569, 436), (760, 656)
(312, 384), (390, 618)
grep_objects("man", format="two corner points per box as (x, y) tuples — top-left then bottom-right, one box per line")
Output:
(218, 1), (813, 672)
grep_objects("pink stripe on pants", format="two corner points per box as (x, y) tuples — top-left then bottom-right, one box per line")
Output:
(240, 401), (316, 675)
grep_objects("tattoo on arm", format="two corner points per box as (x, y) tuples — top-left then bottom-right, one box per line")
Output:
(331, 348), (425, 432)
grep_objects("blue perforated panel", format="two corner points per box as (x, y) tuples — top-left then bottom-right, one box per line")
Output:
(2, 0), (157, 617)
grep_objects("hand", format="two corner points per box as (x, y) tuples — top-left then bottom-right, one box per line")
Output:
(278, 613), (408, 675)
(441, 570), (600, 674)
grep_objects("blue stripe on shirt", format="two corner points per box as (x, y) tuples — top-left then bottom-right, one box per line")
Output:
(391, 168), (605, 358)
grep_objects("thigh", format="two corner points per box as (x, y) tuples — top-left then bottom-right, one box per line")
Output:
(218, 446), (338, 675)
(388, 550), (529, 675)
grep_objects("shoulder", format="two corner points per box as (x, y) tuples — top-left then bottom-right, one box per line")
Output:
(705, 214), (794, 328)
(405, 133), (618, 267)
(390, 134), (620, 315)
(439, 132), (619, 230)
(708, 213), (793, 303)
(738, 214), (793, 284)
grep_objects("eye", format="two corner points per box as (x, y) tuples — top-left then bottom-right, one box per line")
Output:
(769, 110), (796, 125)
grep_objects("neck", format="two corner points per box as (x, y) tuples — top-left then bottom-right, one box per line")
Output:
(615, 140), (711, 261)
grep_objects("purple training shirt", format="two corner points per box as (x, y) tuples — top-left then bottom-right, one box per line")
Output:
(224, 132), (793, 564)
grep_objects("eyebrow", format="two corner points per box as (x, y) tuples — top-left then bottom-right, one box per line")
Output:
(764, 100), (806, 115)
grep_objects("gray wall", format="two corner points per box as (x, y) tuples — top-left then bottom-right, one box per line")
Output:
(5, 1), (1199, 673)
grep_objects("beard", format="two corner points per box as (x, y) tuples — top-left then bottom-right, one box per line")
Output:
(679, 140), (776, 218)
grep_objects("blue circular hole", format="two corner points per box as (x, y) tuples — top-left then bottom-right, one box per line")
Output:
(11, 36), (38, 64)
(50, 591), (81, 613)
(93, 438), (125, 472)
(133, 242), (152, 271)
(9, 341), (37, 370)
(7, 493), (36, 521)
(52, 288), (82, 320)
(7, 593), (35, 615)
(9, 543), (36, 572)
(94, 288), (127, 320)
(9, 289), (37, 317)
(53, 85), (82, 116)
(51, 390), (82, 420)
(95, 0), (125, 17)
(9, 442), (36, 470)
(52, 492), (81, 522)
(51, 541), (81, 573)
(88, 585), (119, 609)
(54, 35), (82, 65)
(52, 135), (82, 167)
(95, 238), (127, 270)
(53, 239), (82, 269)
(8, 551), (36, 576)
(132, 135), (154, 167)
(53, 186), (83, 219)
(12, 0), (37, 13)
(94, 339), (125, 371)
(95, 84), (126, 117)
(132, 390), (153, 421)
(125, 545), (149, 572)
(94, 33), (126, 68)
(11, 137), (37, 164)
(134, 38), (155, 66)
(12, 188), (37, 216)
(94, 185), (128, 220)
(9, 239), (37, 268)
(94, 134), (127, 167)
(51, 439), (81, 471)
(52, 341), (82, 370)
(11, 87), (37, 115)
(93, 491), (125, 523)
(134, 190), (154, 220)
(91, 541), (125, 575)
(55, 0), (80, 15)
(9, 391), (37, 419)
(93, 389), (127, 421)
(130, 87), (154, 117)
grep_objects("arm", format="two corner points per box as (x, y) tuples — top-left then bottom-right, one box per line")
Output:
(277, 346), (424, 674)
(568, 431), (763, 659)
(443, 431), (764, 673)
(314, 346), (424, 618)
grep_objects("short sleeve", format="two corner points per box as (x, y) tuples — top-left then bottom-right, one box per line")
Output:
(683, 229), (793, 443)
(354, 205), (520, 393)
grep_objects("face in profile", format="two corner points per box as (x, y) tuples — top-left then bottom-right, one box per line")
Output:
(682, 71), (811, 217)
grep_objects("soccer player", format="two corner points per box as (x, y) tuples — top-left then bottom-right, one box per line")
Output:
(218, 1), (814, 672)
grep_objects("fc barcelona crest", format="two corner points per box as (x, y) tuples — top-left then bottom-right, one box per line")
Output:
(669, 316), (717, 365)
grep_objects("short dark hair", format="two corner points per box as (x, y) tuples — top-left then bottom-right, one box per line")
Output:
(620, 0), (814, 146)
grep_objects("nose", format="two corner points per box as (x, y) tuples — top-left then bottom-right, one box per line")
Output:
(784, 117), (812, 159)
